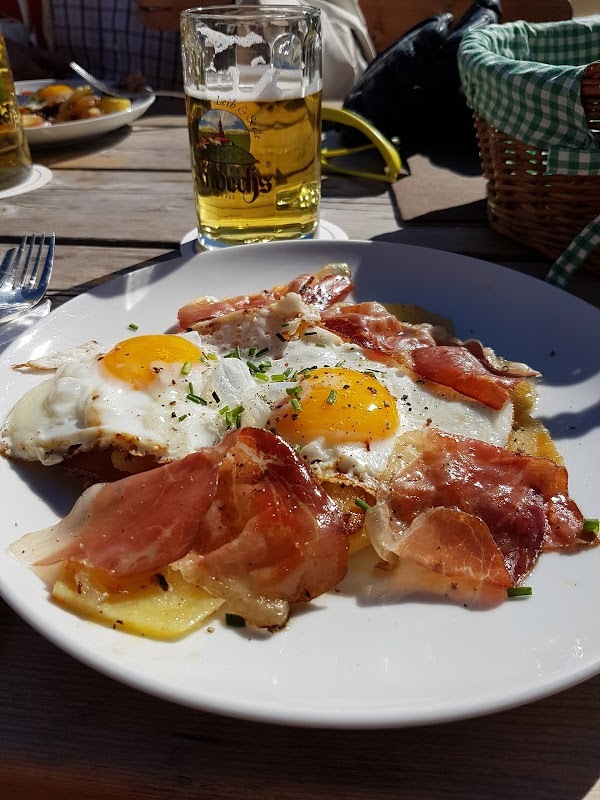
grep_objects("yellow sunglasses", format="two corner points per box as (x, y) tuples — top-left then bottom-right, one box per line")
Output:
(321, 106), (404, 184)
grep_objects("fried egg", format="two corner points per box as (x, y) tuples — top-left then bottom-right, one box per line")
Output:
(1, 305), (514, 491)
(1, 333), (228, 465)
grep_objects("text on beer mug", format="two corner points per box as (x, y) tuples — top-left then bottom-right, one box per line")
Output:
(181, 6), (322, 249)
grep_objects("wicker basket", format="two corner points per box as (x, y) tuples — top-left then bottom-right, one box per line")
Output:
(474, 61), (600, 272)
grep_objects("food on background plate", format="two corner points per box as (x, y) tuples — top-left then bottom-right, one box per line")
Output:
(2, 264), (596, 638)
(18, 83), (131, 128)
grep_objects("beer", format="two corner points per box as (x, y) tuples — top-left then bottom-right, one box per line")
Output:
(186, 88), (321, 247)
(181, 6), (322, 248)
(0, 32), (32, 191)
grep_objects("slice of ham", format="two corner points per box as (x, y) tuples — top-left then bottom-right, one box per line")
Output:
(12, 428), (348, 629)
(12, 447), (223, 575)
(174, 427), (349, 628)
(320, 302), (535, 409)
(368, 430), (586, 590)
(320, 301), (437, 357)
(410, 346), (516, 411)
(177, 263), (353, 330)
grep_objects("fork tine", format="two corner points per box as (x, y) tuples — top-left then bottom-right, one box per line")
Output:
(13, 235), (37, 289)
(26, 233), (54, 301)
(24, 233), (45, 289)
(0, 236), (27, 287)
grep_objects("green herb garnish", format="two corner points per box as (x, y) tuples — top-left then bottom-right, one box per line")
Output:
(507, 587), (532, 598)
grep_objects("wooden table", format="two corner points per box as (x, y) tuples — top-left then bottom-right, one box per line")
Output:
(1, 100), (599, 800)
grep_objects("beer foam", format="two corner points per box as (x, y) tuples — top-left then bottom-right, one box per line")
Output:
(186, 68), (321, 102)
(200, 26), (264, 55)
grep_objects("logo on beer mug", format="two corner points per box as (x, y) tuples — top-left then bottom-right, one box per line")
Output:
(193, 109), (272, 204)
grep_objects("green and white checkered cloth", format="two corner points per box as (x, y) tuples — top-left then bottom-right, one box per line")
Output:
(458, 19), (600, 287)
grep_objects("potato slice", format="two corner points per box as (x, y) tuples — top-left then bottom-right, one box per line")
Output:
(53, 563), (223, 639)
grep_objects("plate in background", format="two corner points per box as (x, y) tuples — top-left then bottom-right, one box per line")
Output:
(16, 79), (155, 147)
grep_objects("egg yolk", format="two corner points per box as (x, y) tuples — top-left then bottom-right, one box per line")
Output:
(102, 335), (202, 389)
(269, 367), (399, 446)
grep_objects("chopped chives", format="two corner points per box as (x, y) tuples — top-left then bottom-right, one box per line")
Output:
(286, 386), (302, 396)
(231, 405), (244, 417)
(225, 411), (233, 427)
(314, 342), (326, 348)
(224, 346), (242, 359)
(247, 361), (259, 374)
(248, 347), (257, 357)
(178, 414), (188, 422)
(255, 372), (269, 382)
(583, 518), (599, 533)
(128, 323), (139, 331)
(271, 374), (286, 382)
(275, 332), (286, 342)
(219, 405), (231, 415)
(206, 352), (218, 361)
(212, 390), (220, 403)
(225, 613), (246, 627)
(354, 497), (370, 511)
(187, 393), (207, 405)
(181, 361), (192, 376)
(291, 398), (302, 412)
(507, 586), (532, 598)
(293, 443), (301, 452)
(326, 389), (337, 405)
(304, 331), (317, 336)
(258, 361), (271, 372)
(283, 367), (292, 378)
(255, 347), (269, 358)
(335, 361), (344, 368)
(188, 381), (194, 395)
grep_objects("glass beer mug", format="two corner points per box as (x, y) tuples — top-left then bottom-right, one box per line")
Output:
(181, 5), (322, 249)
(0, 31), (32, 192)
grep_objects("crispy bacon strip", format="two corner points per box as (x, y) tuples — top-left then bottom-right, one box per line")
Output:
(175, 428), (349, 628)
(368, 430), (586, 588)
(321, 302), (528, 409)
(12, 429), (348, 629)
(177, 264), (353, 330)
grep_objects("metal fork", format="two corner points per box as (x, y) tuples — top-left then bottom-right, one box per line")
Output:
(0, 233), (55, 323)
(69, 61), (184, 99)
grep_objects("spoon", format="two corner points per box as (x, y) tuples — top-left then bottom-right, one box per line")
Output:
(69, 61), (185, 100)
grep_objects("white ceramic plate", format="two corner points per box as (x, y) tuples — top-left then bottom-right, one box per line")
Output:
(1, 240), (599, 729)
(16, 79), (155, 148)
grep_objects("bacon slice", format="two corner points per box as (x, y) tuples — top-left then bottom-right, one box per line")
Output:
(321, 302), (528, 409)
(410, 346), (515, 411)
(368, 430), (586, 589)
(11, 428), (348, 629)
(177, 263), (353, 330)
(321, 301), (437, 357)
(13, 448), (222, 575)
(175, 428), (349, 628)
